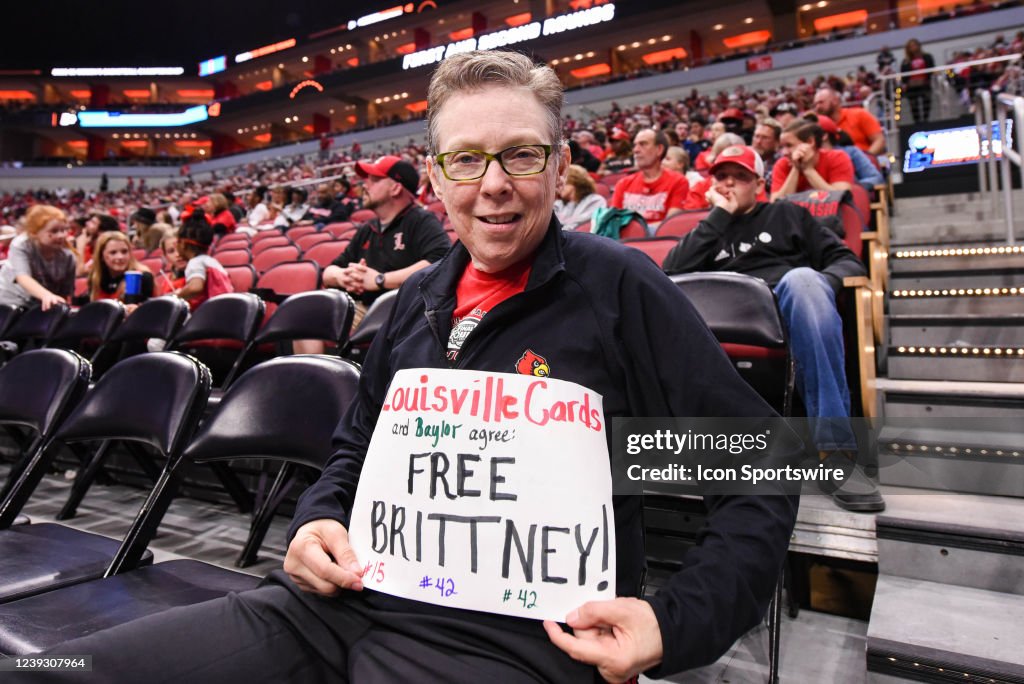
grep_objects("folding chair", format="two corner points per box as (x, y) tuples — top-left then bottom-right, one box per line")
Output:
(0, 350), (91, 522)
(302, 240), (349, 269)
(622, 237), (681, 269)
(185, 354), (361, 567)
(286, 225), (319, 241)
(139, 256), (164, 274)
(253, 261), (322, 317)
(618, 218), (648, 240)
(253, 290), (355, 359)
(214, 248), (253, 267)
(0, 352), (210, 605)
(345, 289), (399, 361)
(0, 357), (262, 657)
(0, 304), (21, 339)
(169, 293), (265, 388)
(131, 248), (148, 261)
(1, 303), (69, 354)
(253, 244), (301, 275)
(100, 296), (190, 375)
(664, 272), (792, 683)
(350, 208), (376, 223)
(213, 233), (250, 254)
(48, 299), (126, 364)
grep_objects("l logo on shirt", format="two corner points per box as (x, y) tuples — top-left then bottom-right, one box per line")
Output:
(393, 232), (406, 251)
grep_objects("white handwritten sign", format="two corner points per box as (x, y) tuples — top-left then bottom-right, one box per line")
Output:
(348, 368), (616, 621)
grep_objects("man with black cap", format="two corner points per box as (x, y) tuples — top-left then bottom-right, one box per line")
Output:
(323, 155), (450, 327)
(663, 144), (885, 513)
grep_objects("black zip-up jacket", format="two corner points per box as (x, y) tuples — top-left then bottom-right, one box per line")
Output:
(289, 217), (798, 677)
(662, 202), (866, 291)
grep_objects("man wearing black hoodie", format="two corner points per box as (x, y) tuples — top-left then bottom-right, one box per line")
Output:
(664, 144), (884, 513)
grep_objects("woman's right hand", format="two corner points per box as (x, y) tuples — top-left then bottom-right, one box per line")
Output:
(284, 519), (365, 596)
(38, 291), (65, 312)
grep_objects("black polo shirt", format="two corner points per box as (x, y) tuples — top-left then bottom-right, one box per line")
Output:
(331, 203), (450, 305)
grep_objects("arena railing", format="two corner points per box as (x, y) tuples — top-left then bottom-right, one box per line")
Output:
(876, 53), (1022, 174)
(975, 89), (1024, 244)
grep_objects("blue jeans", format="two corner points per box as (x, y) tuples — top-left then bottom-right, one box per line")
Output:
(773, 268), (856, 450)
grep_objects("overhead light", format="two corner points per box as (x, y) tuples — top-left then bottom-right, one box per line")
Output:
(616, 45), (626, 51)
(661, 35), (671, 41)
(631, 41), (641, 47)
(712, 24), (724, 30)
(744, 17), (754, 24)
(302, 56), (309, 62)
(817, 0), (827, 5)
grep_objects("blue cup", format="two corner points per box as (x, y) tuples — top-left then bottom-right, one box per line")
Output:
(124, 270), (142, 297)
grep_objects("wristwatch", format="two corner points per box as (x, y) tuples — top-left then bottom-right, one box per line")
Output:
(375, 273), (387, 290)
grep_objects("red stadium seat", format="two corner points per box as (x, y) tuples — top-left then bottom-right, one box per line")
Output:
(251, 235), (292, 255)
(131, 248), (147, 261)
(251, 229), (285, 244)
(253, 245), (301, 275)
(224, 265), (257, 294)
(286, 225), (318, 241)
(295, 233), (331, 252)
(839, 203), (863, 259)
(622, 237), (681, 269)
(302, 240), (349, 268)
(214, 234), (250, 252)
(427, 201), (447, 218)
(74, 277), (88, 299)
(594, 183), (611, 199)
(602, 172), (629, 188)
(574, 221), (591, 232)
(444, 229), (459, 243)
(656, 210), (708, 238)
(323, 222), (356, 239)
(350, 209), (376, 223)
(618, 219), (648, 240)
(254, 261), (322, 317)
(139, 257), (164, 274)
(214, 249), (252, 268)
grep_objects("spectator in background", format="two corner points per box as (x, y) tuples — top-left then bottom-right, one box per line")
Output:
(322, 156), (449, 328)
(694, 121), (727, 170)
(753, 119), (782, 190)
(242, 186), (272, 232)
(174, 210), (234, 310)
(610, 128), (689, 228)
(129, 207), (157, 245)
(813, 87), (886, 156)
(139, 221), (172, 255)
(267, 186), (288, 223)
(771, 119), (854, 201)
(599, 128), (634, 175)
(683, 116), (710, 163)
(769, 102), (800, 129)
(74, 213), (120, 276)
(662, 146), (690, 175)
(206, 193), (237, 236)
(0, 204), (75, 311)
(807, 114), (885, 191)
(555, 164), (607, 231)
(274, 188), (311, 228)
(568, 139), (601, 173)
(157, 233), (187, 295)
(876, 46), (896, 73)
(86, 231), (154, 311)
(307, 181), (352, 227)
(901, 39), (936, 123)
(224, 191), (245, 223)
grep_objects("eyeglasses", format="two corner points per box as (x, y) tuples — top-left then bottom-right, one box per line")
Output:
(435, 144), (553, 181)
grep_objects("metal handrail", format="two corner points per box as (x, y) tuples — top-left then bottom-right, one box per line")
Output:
(975, 89), (1023, 244)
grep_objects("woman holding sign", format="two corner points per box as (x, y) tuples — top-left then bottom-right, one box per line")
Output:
(33, 51), (796, 684)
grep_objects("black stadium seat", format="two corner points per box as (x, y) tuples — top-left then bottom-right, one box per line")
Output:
(169, 292), (265, 388)
(0, 352), (210, 608)
(48, 299), (126, 363)
(102, 296), (190, 374)
(0, 303), (69, 357)
(0, 349), (91, 523)
(0, 304), (21, 339)
(345, 289), (399, 359)
(253, 289), (355, 354)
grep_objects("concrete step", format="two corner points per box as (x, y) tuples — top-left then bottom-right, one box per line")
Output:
(877, 420), (1024, 497)
(867, 575), (1024, 682)
(889, 244), (1024, 273)
(889, 314), (1024, 347)
(881, 378), (1024, 419)
(887, 346), (1024, 382)
(888, 290), (1024, 315)
(894, 191), (1024, 217)
(874, 488), (1024, 594)
(890, 222), (1024, 246)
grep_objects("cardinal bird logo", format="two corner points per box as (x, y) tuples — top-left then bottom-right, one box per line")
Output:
(516, 350), (550, 377)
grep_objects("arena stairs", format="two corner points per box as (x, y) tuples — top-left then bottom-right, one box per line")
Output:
(865, 191), (1024, 683)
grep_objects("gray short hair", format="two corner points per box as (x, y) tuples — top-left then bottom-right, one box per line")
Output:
(426, 50), (564, 154)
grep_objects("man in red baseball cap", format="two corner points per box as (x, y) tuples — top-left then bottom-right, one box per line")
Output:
(320, 155), (449, 328)
(664, 145), (883, 513)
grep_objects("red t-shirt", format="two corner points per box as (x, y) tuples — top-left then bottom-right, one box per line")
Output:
(837, 108), (882, 153)
(447, 260), (531, 362)
(610, 169), (689, 224)
(770, 149), (855, 195)
(212, 209), (237, 234)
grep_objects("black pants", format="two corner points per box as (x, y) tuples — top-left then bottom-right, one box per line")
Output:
(24, 571), (597, 683)
(906, 88), (931, 123)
